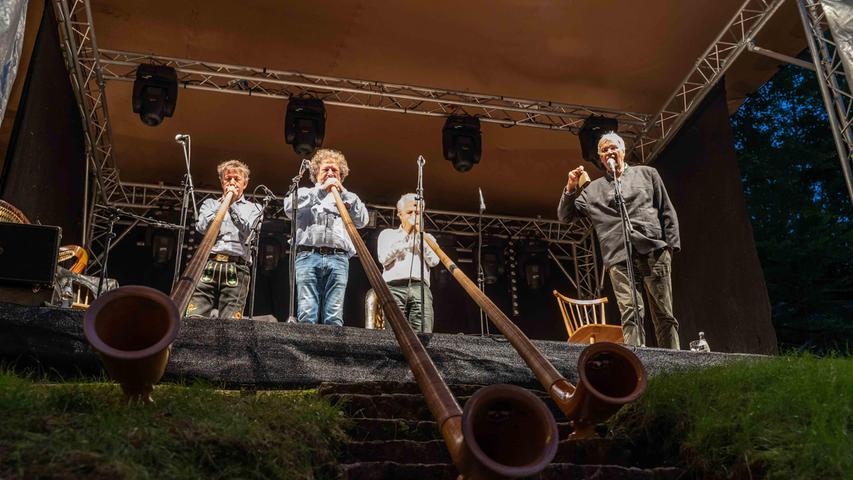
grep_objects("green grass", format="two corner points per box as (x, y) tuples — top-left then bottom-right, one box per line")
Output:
(0, 372), (348, 480)
(610, 355), (852, 479)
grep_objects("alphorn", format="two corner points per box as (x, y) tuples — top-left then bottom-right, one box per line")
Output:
(329, 187), (558, 479)
(422, 234), (647, 438)
(83, 191), (236, 403)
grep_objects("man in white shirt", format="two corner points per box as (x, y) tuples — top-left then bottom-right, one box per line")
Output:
(376, 193), (440, 332)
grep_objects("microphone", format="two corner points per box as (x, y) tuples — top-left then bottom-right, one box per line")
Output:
(417, 155), (426, 167)
(174, 134), (189, 143)
(607, 157), (617, 173)
(478, 187), (486, 212)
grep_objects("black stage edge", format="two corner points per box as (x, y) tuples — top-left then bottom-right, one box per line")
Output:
(0, 302), (762, 389)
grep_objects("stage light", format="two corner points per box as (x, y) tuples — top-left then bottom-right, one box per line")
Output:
(149, 230), (175, 265)
(285, 97), (326, 157)
(578, 115), (618, 170)
(442, 115), (481, 172)
(260, 241), (282, 274)
(132, 64), (178, 126)
(519, 240), (550, 291)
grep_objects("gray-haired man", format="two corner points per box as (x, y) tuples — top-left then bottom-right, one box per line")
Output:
(558, 132), (681, 349)
(376, 193), (440, 332)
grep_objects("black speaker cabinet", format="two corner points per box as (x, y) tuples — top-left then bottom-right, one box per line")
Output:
(0, 223), (61, 286)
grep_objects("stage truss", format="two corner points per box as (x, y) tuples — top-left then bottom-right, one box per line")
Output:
(107, 182), (600, 298)
(51, 0), (844, 297)
(798, 0), (853, 204)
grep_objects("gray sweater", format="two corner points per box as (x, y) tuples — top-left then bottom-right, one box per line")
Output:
(558, 165), (680, 268)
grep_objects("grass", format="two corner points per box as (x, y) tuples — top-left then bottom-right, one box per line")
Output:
(0, 372), (348, 480)
(610, 354), (852, 479)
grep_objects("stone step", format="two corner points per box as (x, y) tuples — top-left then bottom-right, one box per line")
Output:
(348, 417), (576, 442)
(344, 437), (636, 467)
(343, 440), (449, 464)
(326, 393), (565, 422)
(338, 462), (685, 480)
(319, 381), (532, 397)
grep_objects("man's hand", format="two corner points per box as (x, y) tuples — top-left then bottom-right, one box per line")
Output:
(566, 166), (585, 193)
(224, 185), (239, 205)
(321, 176), (345, 193)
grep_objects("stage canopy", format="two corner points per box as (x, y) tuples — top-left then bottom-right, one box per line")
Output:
(3, 0), (810, 216)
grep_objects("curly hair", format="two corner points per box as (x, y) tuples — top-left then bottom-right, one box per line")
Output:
(217, 159), (250, 181)
(309, 149), (350, 181)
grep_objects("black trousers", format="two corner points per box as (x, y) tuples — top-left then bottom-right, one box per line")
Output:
(186, 260), (250, 319)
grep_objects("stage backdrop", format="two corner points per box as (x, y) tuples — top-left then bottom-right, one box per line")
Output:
(649, 81), (777, 354)
(0, 2), (85, 244)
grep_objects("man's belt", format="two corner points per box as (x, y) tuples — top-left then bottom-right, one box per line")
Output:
(209, 253), (247, 265)
(297, 245), (348, 256)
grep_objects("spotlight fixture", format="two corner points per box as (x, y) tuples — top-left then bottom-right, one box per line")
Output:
(285, 97), (326, 157)
(132, 64), (178, 126)
(442, 115), (481, 172)
(578, 115), (618, 170)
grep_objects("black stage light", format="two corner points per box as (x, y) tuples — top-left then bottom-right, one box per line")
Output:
(132, 64), (178, 126)
(442, 115), (481, 172)
(519, 240), (550, 290)
(285, 97), (326, 157)
(578, 115), (618, 170)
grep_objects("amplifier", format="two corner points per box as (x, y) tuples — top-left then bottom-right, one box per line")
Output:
(0, 223), (61, 286)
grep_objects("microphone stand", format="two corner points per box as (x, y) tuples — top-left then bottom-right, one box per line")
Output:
(97, 208), (120, 297)
(476, 189), (489, 336)
(247, 187), (273, 319)
(612, 162), (643, 345)
(416, 155), (426, 330)
(173, 136), (199, 290)
(286, 159), (311, 323)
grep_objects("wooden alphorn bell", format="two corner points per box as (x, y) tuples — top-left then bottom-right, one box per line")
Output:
(83, 191), (235, 403)
(329, 187), (558, 479)
(422, 234), (647, 439)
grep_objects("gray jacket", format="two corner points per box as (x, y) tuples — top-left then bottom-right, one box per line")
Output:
(558, 165), (680, 268)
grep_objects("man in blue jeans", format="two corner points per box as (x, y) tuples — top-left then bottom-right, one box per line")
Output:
(283, 149), (369, 326)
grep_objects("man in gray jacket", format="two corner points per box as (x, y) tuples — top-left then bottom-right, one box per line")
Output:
(558, 132), (681, 349)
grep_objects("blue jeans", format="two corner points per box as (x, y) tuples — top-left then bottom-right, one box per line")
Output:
(295, 251), (349, 326)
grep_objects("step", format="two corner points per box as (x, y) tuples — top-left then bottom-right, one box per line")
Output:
(337, 461), (455, 480)
(326, 393), (565, 422)
(319, 381), (513, 397)
(553, 438), (634, 466)
(348, 417), (575, 442)
(343, 440), (450, 464)
(338, 462), (685, 480)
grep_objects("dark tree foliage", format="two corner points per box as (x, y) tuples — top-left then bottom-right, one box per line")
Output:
(731, 65), (852, 352)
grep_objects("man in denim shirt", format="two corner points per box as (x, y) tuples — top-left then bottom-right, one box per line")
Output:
(558, 132), (681, 349)
(283, 149), (368, 326)
(186, 160), (262, 320)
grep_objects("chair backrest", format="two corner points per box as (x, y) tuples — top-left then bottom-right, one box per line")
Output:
(552, 290), (608, 339)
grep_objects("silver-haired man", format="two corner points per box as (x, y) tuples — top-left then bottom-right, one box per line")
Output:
(376, 193), (440, 332)
(558, 132), (681, 349)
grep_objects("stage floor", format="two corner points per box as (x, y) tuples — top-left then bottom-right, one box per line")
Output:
(0, 302), (761, 388)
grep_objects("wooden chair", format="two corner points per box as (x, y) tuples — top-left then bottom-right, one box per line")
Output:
(552, 290), (624, 344)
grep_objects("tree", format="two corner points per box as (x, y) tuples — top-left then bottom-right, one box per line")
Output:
(731, 64), (852, 352)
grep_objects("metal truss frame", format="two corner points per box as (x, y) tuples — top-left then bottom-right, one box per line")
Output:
(631, 0), (787, 164)
(107, 182), (601, 297)
(52, 0), (814, 295)
(798, 0), (853, 204)
(92, 49), (649, 136)
(52, 0), (128, 272)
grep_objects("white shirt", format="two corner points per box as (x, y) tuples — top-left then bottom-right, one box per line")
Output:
(376, 227), (440, 286)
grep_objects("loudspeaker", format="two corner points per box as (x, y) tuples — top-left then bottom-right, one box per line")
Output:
(0, 223), (61, 286)
(578, 116), (619, 170)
